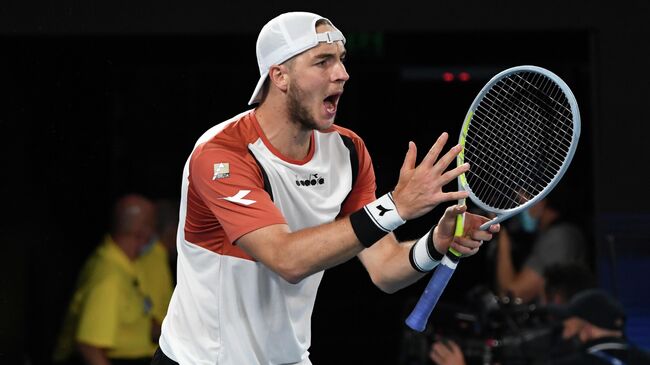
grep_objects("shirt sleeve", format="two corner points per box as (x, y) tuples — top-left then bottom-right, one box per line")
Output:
(76, 276), (120, 347)
(339, 134), (377, 217)
(190, 144), (287, 242)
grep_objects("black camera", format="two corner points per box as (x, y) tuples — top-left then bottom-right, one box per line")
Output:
(400, 286), (564, 365)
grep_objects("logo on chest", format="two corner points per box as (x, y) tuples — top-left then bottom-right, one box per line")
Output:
(295, 173), (326, 187)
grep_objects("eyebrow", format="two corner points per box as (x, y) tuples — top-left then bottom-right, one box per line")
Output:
(313, 50), (347, 61)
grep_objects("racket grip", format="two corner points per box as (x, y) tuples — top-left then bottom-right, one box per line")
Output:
(405, 253), (459, 332)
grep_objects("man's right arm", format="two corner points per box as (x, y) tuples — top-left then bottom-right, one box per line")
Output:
(496, 228), (545, 301)
(236, 218), (362, 284)
(236, 134), (469, 284)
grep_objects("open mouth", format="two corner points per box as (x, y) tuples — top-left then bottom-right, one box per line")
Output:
(323, 92), (342, 114)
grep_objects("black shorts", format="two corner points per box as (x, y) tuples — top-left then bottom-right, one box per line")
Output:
(151, 347), (179, 365)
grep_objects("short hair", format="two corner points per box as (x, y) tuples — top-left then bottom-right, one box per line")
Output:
(544, 262), (596, 303)
(110, 194), (154, 235)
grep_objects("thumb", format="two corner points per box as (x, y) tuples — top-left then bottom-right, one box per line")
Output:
(443, 204), (466, 221)
(400, 141), (417, 174)
(439, 205), (466, 232)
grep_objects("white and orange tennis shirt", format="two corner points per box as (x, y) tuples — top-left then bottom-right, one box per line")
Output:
(159, 110), (377, 365)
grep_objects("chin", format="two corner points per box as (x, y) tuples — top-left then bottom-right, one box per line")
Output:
(315, 116), (336, 130)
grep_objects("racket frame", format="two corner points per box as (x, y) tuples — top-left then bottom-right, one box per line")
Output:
(457, 65), (581, 231)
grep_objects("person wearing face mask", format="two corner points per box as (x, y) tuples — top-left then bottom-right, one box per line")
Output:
(54, 194), (173, 365)
(494, 185), (587, 304)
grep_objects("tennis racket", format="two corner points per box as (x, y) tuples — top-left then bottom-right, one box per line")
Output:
(405, 65), (581, 332)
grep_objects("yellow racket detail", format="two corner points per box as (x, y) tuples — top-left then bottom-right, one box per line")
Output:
(452, 110), (472, 254)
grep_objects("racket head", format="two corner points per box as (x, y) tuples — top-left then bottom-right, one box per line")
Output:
(456, 65), (581, 228)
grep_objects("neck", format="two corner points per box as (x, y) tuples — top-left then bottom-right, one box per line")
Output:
(539, 209), (559, 231)
(112, 234), (139, 261)
(255, 101), (312, 161)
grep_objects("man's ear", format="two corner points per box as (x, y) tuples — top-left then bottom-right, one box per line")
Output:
(268, 65), (289, 92)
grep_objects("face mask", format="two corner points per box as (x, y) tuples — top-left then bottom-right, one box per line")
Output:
(139, 236), (157, 256)
(519, 209), (539, 233)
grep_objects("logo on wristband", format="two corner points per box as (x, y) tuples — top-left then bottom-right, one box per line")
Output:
(376, 205), (393, 216)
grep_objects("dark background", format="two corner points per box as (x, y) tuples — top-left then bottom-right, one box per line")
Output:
(1, 1), (649, 364)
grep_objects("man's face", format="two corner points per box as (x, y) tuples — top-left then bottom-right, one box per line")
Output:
(133, 204), (157, 250)
(284, 23), (349, 131)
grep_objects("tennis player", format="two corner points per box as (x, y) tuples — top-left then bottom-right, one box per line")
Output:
(154, 11), (499, 365)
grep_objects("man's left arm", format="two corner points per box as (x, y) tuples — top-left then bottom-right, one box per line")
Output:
(358, 205), (498, 293)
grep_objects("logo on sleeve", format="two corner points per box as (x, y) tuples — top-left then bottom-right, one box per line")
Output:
(213, 163), (230, 180)
(219, 190), (256, 206)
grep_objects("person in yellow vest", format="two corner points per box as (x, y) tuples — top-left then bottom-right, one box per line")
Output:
(54, 194), (173, 365)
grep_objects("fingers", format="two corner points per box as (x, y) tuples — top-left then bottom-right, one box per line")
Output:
(440, 163), (470, 185)
(432, 143), (464, 174)
(441, 190), (469, 202)
(400, 141), (417, 174)
(469, 228), (494, 242)
(438, 205), (466, 233)
(430, 347), (443, 365)
(431, 342), (452, 363)
(450, 236), (483, 256)
(431, 340), (463, 365)
(421, 132), (449, 166)
(444, 204), (466, 217)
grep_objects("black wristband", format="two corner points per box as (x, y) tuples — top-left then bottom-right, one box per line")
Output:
(350, 192), (406, 248)
(427, 226), (444, 261)
(409, 225), (443, 272)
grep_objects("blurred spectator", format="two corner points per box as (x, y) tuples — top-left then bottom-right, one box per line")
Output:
(552, 289), (650, 365)
(53, 194), (173, 365)
(428, 262), (596, 365)
(542, 262), (596, 305)
(495, 188), (587, 303)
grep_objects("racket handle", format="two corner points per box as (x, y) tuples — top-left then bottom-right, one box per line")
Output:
(405, 253), (460, 332)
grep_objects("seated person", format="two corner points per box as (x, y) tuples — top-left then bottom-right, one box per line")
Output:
(553, 289), (650, 365)
(495, 187), (587, 303)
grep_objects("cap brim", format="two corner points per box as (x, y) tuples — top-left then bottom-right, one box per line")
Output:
(248, 71), (269, 105)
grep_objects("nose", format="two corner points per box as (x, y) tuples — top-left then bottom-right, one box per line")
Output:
(332, 61), (350, 83)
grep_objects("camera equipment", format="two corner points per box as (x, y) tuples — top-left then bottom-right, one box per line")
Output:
(426, 286), (562, 365)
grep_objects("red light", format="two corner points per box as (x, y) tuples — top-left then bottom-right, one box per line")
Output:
(442, 72), (455, 82)
(458, 71), (471, 82)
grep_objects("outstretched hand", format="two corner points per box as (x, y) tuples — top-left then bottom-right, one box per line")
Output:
(430, 340), (466, 365)
(432, 205), (500, 256)
(392, 133), (470, 220)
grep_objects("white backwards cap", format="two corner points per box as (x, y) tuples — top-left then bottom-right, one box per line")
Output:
(248, 12), (346, 105)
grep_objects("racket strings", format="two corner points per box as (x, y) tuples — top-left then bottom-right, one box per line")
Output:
(488, 74), (572, 155)
(475, 76), (569, 194)
(514, 73), (574, 123)
(489, 79), (573, 150)
(469, 103), (566, 207)
(465, 117), (549, 196)
(464, 71), (575, 210)
(478, 72), (568, 206)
